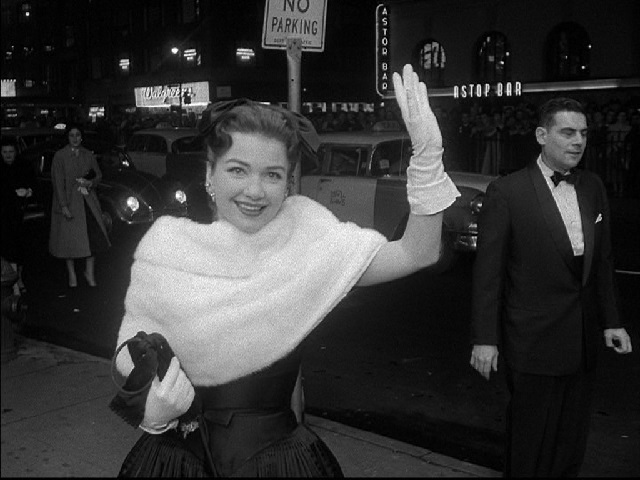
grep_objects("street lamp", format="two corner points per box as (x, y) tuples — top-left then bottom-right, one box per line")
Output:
(171, 47), (183, 126)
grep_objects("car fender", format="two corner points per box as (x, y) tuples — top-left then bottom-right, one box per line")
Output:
(97, 191), (128, 224)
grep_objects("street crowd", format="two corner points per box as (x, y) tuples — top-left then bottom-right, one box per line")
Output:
(69, 95), (638, 198)
(8, 94), (640, 202)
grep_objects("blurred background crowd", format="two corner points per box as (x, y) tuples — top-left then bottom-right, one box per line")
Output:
(12, 96), (640, 199)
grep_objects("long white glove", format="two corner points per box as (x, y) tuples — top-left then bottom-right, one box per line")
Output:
(140, 356), (195, 434)
(392, 64), (460, 215)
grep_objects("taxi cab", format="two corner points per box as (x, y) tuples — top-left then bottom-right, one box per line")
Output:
(300, 123), (498, 270)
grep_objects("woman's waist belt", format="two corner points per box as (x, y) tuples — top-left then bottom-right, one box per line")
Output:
(194, 366), (297, 413)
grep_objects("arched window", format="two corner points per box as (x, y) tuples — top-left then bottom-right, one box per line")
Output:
(546, 22), (590, 80)
(475, 32), (510, 83)
(415, 39), (446, 87)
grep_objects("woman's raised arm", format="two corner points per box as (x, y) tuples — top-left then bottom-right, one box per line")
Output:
(357, 64), (460, 286)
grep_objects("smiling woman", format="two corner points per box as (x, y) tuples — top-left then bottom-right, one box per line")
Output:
(113, 69), (460, 477)
(205, 129), (292, 234)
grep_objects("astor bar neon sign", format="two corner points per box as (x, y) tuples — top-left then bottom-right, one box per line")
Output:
(454, 81), (522, 99)
(376, 4), (391, 97)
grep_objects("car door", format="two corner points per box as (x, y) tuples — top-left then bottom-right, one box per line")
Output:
(125, 134), (148, 172)
(142, 134), (169, 177)
(302, 144), (377, 229)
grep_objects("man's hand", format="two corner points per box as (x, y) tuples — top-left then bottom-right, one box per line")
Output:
(470, 345), (499, 380)
(604, 328), (633, 354)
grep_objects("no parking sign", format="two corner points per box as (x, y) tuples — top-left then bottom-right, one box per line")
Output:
(262, 0), (328, 52)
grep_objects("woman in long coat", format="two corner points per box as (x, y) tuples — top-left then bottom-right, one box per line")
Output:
(49, 124), (110, 287)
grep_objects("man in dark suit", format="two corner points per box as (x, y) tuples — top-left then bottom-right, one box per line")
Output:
(469, 97), (632, 477)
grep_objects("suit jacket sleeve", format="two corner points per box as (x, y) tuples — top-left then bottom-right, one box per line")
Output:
(471, 180), (510, 346)
(594, 178), (621, 329)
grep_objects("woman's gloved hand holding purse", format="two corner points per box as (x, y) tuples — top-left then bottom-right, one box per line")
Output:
(110, 331), (195, 434)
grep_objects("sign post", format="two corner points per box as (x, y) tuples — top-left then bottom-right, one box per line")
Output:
(262, 0), (327, 194)
(262, 0), (327, 421)
(286, 38), (302, 114)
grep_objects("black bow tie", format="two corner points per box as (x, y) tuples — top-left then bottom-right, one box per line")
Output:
(551, 170), (578, 187)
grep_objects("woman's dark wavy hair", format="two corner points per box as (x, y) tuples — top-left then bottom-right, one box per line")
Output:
(197, 99), (319, 176)
(537, 97), (586, 129)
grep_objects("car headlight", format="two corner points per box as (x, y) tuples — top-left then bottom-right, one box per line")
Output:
(470, 193), (484, 215)
(126, 196), (140, 212)
(174, 189), (187, 204)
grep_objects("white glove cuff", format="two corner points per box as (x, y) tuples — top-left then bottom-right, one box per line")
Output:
(139, 419), (179, 435)
(406, 148), (460, 215)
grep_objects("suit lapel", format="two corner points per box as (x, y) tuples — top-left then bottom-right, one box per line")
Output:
(575, 173), (594, 285)
(528, 163), (577, 273)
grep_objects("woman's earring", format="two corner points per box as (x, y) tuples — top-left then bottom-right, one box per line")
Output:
(205, 182), (216, 203)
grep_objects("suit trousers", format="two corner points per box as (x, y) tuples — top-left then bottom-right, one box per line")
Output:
(504, 364), (595, 477)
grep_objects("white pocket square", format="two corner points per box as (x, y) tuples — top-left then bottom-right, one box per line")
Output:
(595, 213), (602, 224)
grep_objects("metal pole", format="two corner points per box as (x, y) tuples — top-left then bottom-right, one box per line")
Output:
(285, 37), (305, 423)
(179, 51), (183, 127)
(287, 37), (302, 194)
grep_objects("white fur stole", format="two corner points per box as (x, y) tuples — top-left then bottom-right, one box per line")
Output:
(115, 195), (386, 386)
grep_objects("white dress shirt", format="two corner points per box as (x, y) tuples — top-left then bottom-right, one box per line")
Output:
(537, 156), (584, 256)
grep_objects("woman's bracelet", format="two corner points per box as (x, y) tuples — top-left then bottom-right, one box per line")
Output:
(139, 419), (179, 435)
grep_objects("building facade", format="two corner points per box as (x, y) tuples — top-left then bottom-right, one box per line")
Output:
(377, 0), (640, 110)
(2, 0), (638, 127)
(1, 0), (380, 126)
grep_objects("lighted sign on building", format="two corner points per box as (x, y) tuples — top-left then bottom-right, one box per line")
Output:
(134, 81), (210, 108)
(376, 4), (391, 97)
(1, 79), (17, 97)
(453, 82), (522, 99)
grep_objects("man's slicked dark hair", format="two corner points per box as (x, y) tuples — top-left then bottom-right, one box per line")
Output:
(537, 97), (586, 128)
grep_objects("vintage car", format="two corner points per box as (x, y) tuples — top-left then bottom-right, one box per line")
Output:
(1, 125), (66, 152)
(300, 128), (498, 270)
(18, 136), (189, 238)
(124, 127), (200, 178)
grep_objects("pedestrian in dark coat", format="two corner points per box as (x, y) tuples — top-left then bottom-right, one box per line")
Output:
(1, 138), (35, 295)
(470, 97), (632, 477)
(49, 124), (111, 287)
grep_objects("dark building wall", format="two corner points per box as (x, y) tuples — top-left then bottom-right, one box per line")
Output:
(80, 0), (379, 107)
(387, 0), (639, 84)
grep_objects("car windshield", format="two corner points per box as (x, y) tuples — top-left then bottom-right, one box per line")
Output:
(372, 140), (412, 177)
(326, 147), (365, 176)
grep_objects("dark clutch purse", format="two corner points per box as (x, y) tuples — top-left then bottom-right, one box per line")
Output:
(110, 331), (182, 427)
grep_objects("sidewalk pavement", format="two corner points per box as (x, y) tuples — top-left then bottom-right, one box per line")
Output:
(1, 337), (500, 478)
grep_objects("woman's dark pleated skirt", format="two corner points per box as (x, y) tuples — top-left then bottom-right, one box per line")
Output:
(119, 423), (343, 477)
